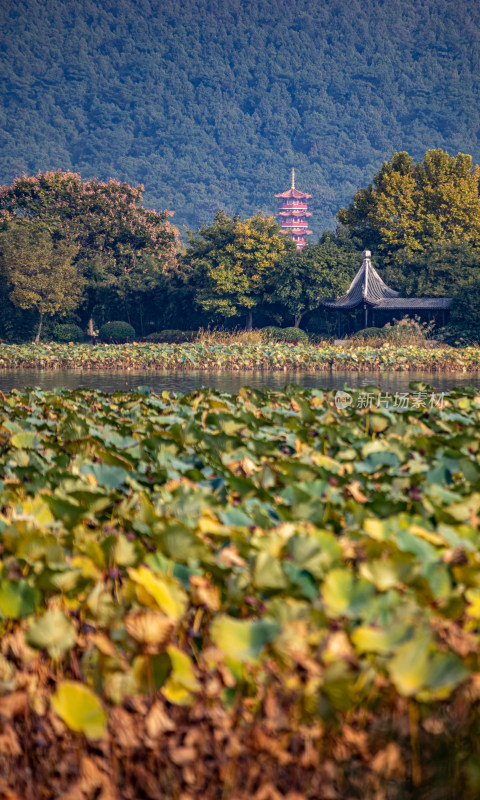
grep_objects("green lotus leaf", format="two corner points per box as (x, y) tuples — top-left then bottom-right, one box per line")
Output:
(114, 533), (142, 566)
(352, 623), (414, 655)
(26, 609), (76, 659)
(322, 568), (375, 618)
(133, 653), (172, 693)
(80, 463), (129, 489)
(253, 552), (289, 591)
(387, 635), (431, 696)
(288, 530), (342, 578)
(423, 651), (470, 698)
(51, 681), (107, 739)
(211, 614), (281, 662)
(0, 579), (40, 619)
(359, 558), (414, 591)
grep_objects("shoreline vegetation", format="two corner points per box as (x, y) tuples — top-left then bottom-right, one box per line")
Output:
(1, 341), (480, 372)
(2, 385), (480, 797)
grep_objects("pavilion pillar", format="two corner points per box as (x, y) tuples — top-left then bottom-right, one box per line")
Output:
(364, 304), (368, 328)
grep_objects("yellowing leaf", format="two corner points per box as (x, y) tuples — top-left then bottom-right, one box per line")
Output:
(11, 431), (41, 449)
(51, 681), (107, 739)
(161, 645), (200, 705)
(466, 588), (480, 618)
(128, 566), (187, 620)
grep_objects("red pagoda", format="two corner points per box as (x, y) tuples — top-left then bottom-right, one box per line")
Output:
(275, 169), (312, 250)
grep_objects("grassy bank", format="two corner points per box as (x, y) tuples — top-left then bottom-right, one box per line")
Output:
(1, 341), (480, 371)
(1, 385), (480, 798)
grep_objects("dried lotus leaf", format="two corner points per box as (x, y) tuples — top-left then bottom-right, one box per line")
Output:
(125, 610), (174, 653)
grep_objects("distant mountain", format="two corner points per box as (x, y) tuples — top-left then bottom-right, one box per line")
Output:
(1, 0), (480, 237)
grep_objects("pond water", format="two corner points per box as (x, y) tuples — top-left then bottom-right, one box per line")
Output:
(0, 369), (479, 394)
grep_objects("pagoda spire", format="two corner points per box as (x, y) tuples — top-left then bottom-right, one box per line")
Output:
(291, 167), (295, 190)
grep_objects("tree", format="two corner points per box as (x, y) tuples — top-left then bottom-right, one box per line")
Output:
(383, 239), (480, 297)
(337, 150), (480, 263)
(0, 221), (84, 342)
(0, 171), (179, 329)
(191, 212), (291, 329)
(270, 236), (359, 327)
(443, 279), (480, 343)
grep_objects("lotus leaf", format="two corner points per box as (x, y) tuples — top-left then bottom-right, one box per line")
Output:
(211, 615), (281, 662)
(128, 566), (187, 620)
(51, 681), (107, 739)
(322, 569), (375, 618)
(26, 609), (76, 659)
(0, 580), (40, 619)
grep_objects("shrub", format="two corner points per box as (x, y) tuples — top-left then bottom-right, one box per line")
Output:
(262, 326), (309, 343)
(282, 327), (309, 342)
(353, 318), (435, 347)
(352, 327), (387, 346)
(98, 321), (136, 342)
(53, 323), (84, 343)
(261, 326), (283, 340)
(354, 327), (386, 340)
(145, 330), (195, 343)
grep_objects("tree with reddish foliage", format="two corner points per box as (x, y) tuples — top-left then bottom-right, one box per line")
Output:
(0, 170), (179, 330)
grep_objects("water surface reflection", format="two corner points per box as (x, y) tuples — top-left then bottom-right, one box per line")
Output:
(0, 369), (479, 394)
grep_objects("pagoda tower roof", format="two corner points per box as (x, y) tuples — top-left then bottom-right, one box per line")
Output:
(275, 168), (312, 200)
(277, 210), (312, 217)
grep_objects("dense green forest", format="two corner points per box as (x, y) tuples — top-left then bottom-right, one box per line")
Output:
(1, 0), (480, 235)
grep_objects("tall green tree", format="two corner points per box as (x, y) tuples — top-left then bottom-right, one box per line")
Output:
(0, 221), (84, 342)
(270, 236), (359, 327)
(191, 212), (291, 329)
(337, 150), (480, 262)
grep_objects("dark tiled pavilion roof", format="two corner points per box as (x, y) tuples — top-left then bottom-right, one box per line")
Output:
(320, 251), (452, 311)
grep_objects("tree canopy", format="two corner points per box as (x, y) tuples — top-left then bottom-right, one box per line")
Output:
(337, 150), (480, 262)
(0, 221), (84, 342)
(192, 212), (290, 329)
(270, 237), (359, 327)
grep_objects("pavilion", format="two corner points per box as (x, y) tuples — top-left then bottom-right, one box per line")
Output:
(319, 250), (452, 336)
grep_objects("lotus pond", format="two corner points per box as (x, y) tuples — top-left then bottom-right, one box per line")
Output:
(2, 385), (480, 798)
(1, 341), (480, 372)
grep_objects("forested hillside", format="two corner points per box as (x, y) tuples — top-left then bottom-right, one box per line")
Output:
(1, 0), (480, 235)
